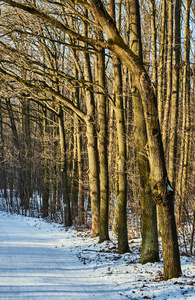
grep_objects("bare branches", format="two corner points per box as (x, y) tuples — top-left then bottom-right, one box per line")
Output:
(0, 0), (107, 48)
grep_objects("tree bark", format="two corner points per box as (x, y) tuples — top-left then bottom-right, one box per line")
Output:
(129, 0), (159, 264)
(58, 106), (72, 226)
(97, 35), (109, 243)
(109, 0), (129, 253)
(162, 0), (173, 149)
(83, 11), (100, 237)
(157, 0), (167, 125)
(150, 0), (157, 92)
(89, 0), (181, 279)
(42, 106), (49, 218)
(177, 0), (192, 223)
(168, 0), (181, 187)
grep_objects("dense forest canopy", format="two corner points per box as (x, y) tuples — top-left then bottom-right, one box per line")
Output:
(0, 0), (194, 280)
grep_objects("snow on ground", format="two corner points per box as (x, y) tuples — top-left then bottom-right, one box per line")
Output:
(0, 211), (194, 300)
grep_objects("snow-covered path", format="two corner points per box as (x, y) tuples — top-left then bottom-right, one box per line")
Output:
(0, 212), (125, 300)
(0, 211), (194, 300)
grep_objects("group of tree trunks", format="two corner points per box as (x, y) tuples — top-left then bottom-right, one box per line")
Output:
(0, 0), (194, 280)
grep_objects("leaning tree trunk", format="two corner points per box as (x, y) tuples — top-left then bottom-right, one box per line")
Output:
(89, 0), (181, 279)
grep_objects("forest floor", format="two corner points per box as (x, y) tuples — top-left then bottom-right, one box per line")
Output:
(0, 210), (194, 300)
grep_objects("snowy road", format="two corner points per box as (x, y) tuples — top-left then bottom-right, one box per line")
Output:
(0, 212), (125, 300)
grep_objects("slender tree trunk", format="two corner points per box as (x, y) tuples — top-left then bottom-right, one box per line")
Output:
(150, 0), (157, 92)
(0, 98), (7, 199)
(97, 34), (109, 242)
(168, 0), (181, 187)
(190, 198), (195, 254)
(58, 106), (72, 226)
(110, 0), (129, 253)
(114, 57), (129, 253)
(42, 107), (49, 218)
(73, 65), (84, 225)
(83, 9), (100, 237)
(21, 98), (31, 214)
(86, 119), (100, 237)
(158, 0), (167, 125)
(162, 0), (173, 149)
(51, 135), (57, 219)
(177, 0), (192, 223)
(76, 119), (85, 225)
(108, 106), (119, 234)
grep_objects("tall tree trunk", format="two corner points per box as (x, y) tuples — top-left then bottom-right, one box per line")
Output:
(6, 98), (25, 209)
(168, 0), (181, 187)
(109, 0), (129, 253)
(76, 118), (85, 225)
(51, 132), (57, 219)
(129, 0), (159, 264)
(72, 65), (84, 224)
(177, 0), (192, 223)
(97, 34), (109, 243)
(190, 198), (195, 254)
(58, 106), (72, 226)
(82, 9), (100, 237)
(150, 0), (157, 92)
(158, 0), (167, 125)
(86, 119), (100, 237)
(89, 0), (181, 279)
(21, 97), (31, 214)
(162, 0), (173, 149)
(0, 98), (7, 199)
(42, 107), (49, 218)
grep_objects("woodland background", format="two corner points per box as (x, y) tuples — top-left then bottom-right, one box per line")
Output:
(0, 0), (194, 280)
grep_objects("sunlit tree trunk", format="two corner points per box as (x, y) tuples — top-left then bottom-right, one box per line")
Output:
(83, 11), (100, 236)
(162, 0), (173, 148)
(177, 0), (192, 222)
(76, 118), (85, 225)
(97, 32), (109, 242)
(129, 0), (159, 264)
(110, 0), (129, 253)
(150, 0), (157, 92)
(158, 0), (166, 125)
(74, 67), (85, 224)
(89, 0), (181, 279)
(168, 0), (181, 187)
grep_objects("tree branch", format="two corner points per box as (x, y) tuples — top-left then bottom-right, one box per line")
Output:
(0, 0), (108, 48)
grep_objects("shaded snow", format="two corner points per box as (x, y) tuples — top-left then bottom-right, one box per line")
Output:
(0, 211), (194, 300)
